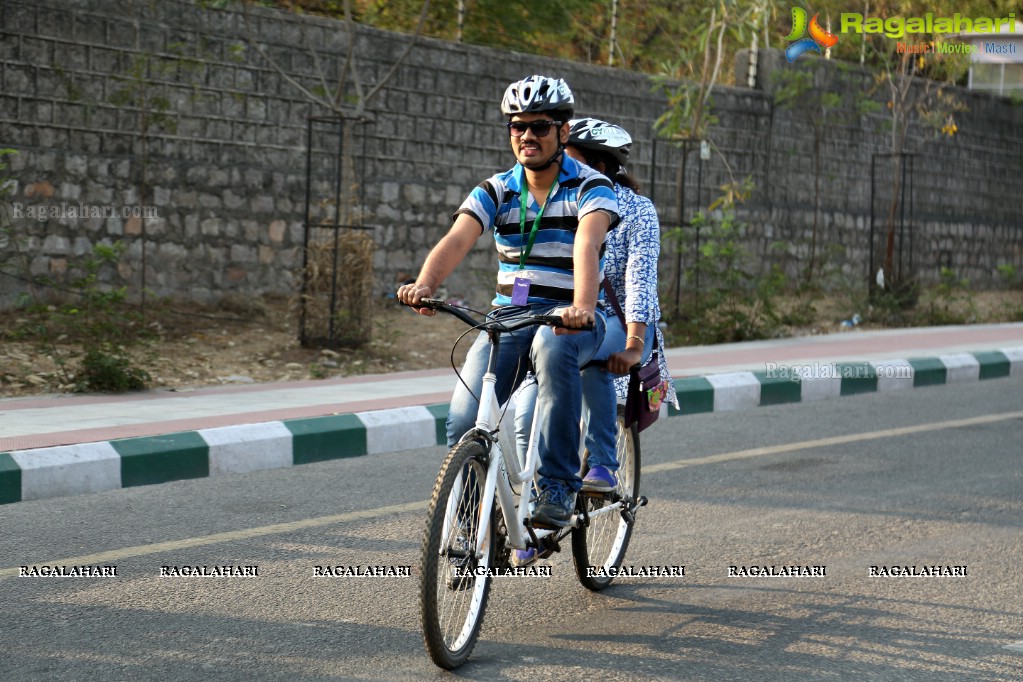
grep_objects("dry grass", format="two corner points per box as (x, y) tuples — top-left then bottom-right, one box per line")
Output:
(299, 229), (375, 349)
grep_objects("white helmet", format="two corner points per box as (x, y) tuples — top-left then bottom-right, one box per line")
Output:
(568, 118), (632, 167)
(501, 75), (575, 118)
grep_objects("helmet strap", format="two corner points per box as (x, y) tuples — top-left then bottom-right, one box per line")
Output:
(532, 147), (564, 172)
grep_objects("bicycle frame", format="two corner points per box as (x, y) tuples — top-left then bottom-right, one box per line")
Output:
(438, 318), (628, 562)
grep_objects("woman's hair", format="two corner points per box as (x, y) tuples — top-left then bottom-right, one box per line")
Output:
(575, 147), (642, 194)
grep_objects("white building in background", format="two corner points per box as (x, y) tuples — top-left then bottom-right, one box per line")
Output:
(956, 21), (1023, 95)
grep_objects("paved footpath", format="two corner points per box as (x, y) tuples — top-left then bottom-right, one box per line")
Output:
(1, 323), (1021, 505)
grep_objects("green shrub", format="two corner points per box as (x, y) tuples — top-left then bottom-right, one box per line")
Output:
(74, 348), (151, 393)
(666, 193), (783, 345)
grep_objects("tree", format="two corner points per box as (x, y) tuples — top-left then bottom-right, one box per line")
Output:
(220, 0), (433, 346)
(772, 64), (882, 284)
(869, 38), (968, 294)
(650, 0), (768, 313)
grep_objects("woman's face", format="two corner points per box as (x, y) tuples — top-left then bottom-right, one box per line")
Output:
(565, 145), (604, 174)
(564, 145), (586, 165)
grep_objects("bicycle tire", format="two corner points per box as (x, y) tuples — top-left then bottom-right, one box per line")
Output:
(571, 404), (641, 591)
(420, 439), (495, 669)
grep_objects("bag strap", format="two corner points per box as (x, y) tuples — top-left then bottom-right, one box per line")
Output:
(602, 279), (625, 325)
(603, 278), (660, 355)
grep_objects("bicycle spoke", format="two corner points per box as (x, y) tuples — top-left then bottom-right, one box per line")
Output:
(421, 440), (494, 669)
(572, 407), (641, 591)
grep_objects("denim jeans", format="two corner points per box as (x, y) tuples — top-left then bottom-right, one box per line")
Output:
(446, 303), (606, 493)
(514, 316), (655, 473)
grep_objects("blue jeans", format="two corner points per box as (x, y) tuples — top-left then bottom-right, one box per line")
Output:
(446, 303), (606, 493)
(514, 317), (655, 472)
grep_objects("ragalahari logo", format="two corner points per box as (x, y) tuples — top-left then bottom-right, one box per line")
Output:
(784, 7), (839, 62)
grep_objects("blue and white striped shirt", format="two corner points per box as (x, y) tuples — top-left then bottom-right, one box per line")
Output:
(454, 154), (619, 306)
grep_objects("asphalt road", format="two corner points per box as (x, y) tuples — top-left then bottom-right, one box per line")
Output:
(2, 377), (1021, 681)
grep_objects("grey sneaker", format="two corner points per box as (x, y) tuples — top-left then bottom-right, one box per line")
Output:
(531, 481), (575, 529)
(447, 523), (473, 591)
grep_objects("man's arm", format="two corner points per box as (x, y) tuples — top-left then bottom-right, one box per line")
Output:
(558, 209), (611, 329)
(397, 213), (482, 315)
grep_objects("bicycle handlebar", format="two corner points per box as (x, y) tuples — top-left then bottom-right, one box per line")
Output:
(405, 298), (594, 332)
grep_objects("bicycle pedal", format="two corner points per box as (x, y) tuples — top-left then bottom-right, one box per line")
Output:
(539, 537), (561, 555)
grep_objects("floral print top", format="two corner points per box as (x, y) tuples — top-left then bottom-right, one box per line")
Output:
(603, 184), (679, 408)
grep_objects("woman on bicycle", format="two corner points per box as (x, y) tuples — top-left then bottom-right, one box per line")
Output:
(515, 117), (678, 500)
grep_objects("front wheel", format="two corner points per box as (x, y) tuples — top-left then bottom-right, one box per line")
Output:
(571, 404), (641, 591)
(420, 439), (495, 669)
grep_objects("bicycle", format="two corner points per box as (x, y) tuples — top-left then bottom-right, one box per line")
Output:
(412, 298), (646, 669)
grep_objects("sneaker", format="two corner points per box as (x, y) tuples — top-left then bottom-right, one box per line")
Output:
(511, 548), (538, 567)
(447, 565), (473, 591)
(531, 482), (575, 529)
(581, 465), (617, 493)
(447, 524), (473, 591)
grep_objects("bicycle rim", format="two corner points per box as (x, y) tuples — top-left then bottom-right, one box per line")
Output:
(420, 439), (494, 669)
(572, 405), (640, 591)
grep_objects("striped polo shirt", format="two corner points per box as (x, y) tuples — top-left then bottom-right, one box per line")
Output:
(454, 154), (619, 307)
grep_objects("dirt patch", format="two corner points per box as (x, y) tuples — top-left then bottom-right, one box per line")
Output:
(0, 296), (472, 397)
(1, 290), (1020, 398)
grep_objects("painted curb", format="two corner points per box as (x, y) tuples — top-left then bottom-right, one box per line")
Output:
(1, 347), (1020, 506)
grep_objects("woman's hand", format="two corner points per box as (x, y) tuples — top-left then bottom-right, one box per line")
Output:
(606, 348), (643, 375)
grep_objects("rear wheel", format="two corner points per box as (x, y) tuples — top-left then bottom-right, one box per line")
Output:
(420, 439), (495, 669)
(571, 404), (640, 591)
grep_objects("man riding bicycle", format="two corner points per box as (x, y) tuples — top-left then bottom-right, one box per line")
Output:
(396, 75), (619, 528)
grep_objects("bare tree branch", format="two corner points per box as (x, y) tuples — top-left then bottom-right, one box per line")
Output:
(237, 0), (431, 120)
(339, 0), (365, 111)
(241, 5), (336, 114)
(358, 0), (432, 114)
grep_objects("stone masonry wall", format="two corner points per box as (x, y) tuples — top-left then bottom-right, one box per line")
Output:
(1, 0), (1021, 312)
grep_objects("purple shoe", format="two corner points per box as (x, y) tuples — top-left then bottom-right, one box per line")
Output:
(512, 548), (538, 567)
(581, 465), (616, 493)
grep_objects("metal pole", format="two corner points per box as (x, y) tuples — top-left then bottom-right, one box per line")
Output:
(908, 154), (914, 283)
(300, 114), (314, 346)
(673, 140), (689, 315)
(328, 119), (344, 346)
(649, 137), (657, 206)
(869, 154), (876, 294)
(694, 147), (704, 309)
(897, 153), (906, 284)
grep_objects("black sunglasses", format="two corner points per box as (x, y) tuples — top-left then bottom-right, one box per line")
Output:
(506, 120), (562, 138)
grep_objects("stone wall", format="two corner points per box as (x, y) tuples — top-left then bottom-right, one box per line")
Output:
(1, 0), (1021, 312)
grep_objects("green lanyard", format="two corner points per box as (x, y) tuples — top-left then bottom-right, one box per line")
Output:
(518, 166), (559, 270)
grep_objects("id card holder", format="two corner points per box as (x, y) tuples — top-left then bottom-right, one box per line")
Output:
(511, 277), (530, 305)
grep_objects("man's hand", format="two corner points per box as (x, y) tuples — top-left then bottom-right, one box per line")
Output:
(551, 305), (594, 335)
(396, 283), (435, 316)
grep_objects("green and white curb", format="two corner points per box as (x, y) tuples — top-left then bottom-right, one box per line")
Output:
(665, 348), (1021, 418)
(1, 348), (1020, 506)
